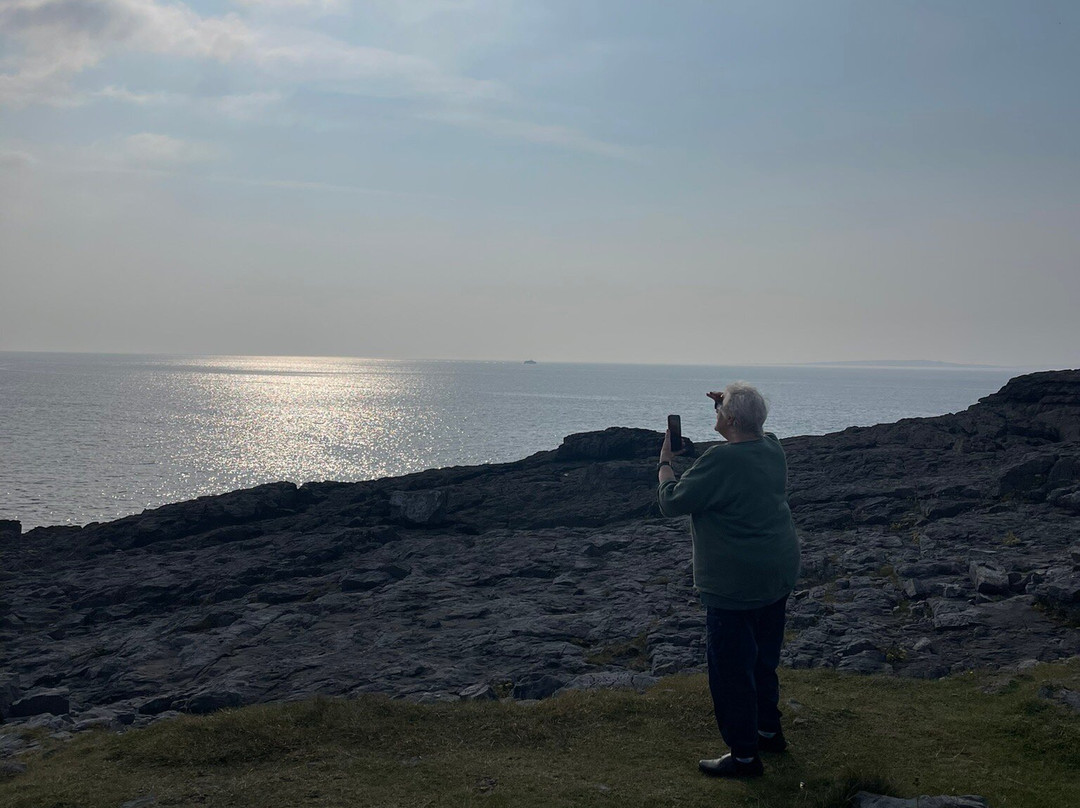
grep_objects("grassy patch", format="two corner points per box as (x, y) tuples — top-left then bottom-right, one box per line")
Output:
(585, 631), (649, 670)
(2, 661), (1078, 808)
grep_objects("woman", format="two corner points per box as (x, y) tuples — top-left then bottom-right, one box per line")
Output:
(657, 382), (800, 778)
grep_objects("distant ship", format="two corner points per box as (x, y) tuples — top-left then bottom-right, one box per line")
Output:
(523, 360), (537, 365)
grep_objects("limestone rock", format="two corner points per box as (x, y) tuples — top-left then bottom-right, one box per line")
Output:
(0, 760), (27, 778)
(0, 681), (19, 721)
(459, 683), (498, 701)
(997, 455), (1056, 499)
(1038, 685), (1080, 714)
(853, 794), (987, 808)
(1047, 485), (1080, 513)
(8, 688), (69, 718)
(555, 427), (664, 461)
(389, 490), (447, 526)
(2, 370), (1080, 731)
(511, 674), (565, 700)
(969, 562), (1010, 595)
(183, 690), (242, 715)
(557, 672), (659, 693)
(119, 797), (157, 808)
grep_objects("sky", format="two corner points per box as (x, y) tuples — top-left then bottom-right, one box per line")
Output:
(1, 0), (1078, 367)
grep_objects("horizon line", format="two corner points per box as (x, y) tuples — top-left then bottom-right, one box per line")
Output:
(0, 348), (1044, 372)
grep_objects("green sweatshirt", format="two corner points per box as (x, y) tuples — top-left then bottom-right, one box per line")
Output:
(657, 432), (800, 610)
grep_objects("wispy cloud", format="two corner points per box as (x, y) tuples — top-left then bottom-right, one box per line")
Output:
(94, 85), (176, 105)
(0, 0), (632, 158)
(0, 148), (38, 169)
(212, 90), (286, 120)
(422, 109), (639, 161)
(0, 0), (496, 107)
(232, 0), (347, 12)
(121, 133), (221, 164)
(203, 174), (448, 199)
(96, 85), (286, 122)
(375, 0), (487, 25)
(0, 0), (250, 107)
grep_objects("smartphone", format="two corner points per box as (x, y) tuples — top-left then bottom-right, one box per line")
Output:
(667, 414), (682, 452)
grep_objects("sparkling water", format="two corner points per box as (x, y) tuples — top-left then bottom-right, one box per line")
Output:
(0, 353), (1019, 529)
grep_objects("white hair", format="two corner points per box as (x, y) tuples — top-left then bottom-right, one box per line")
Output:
(720, 381), (768, 436)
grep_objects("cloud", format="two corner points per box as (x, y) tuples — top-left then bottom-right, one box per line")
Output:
(375, 0), (486, 25)
(121, 133), (220, 164)
(94, 84), (176, 105)
(0, 0), (495, 108)
(0, 148), (38, 169)
(211, 90), (285, 120)
(96, 85), (286, 122)
(232, 0), (346, 11)
(203, 174), (442, 198)
(422, 109), (638, 161)
(0, 0), (250, 107)
(0, 0), (630, 158)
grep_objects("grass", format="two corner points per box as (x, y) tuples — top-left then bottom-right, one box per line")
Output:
(1, 660), (1078, 808)
(584, 631), (650, 670)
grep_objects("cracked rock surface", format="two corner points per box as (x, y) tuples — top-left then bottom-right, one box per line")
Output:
(1, 369), (1079, 735)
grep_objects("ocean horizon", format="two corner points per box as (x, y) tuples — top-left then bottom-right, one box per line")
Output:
(0, 351), (1030, 530)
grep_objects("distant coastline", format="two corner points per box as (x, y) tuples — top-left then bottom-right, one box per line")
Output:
(795, 359), (1021, 371)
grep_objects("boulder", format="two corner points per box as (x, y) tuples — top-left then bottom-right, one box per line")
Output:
(511, 674), (565, 700)
(137, 695), (175, 716)
(459, 683), (498, 701)
(119, 796), (158, 808)
(555, 427), (666, 461)
(997, 455), (1056, 498)
(969, 562), (1010, 595)
(1030, 572), (1080, 605)
(1048, 456), (1080, 487)
(1038, 686), (1080, 714)
(388, 490), (447, 526)
(183, 689), (242, 715)
(0, 680), (18, 721)
(8, 688), (69, 718)
(0, 760), (27, 777)
(903, 578), (942, 599)
(1047, 485), (1080, 513)
(836, 650), (888, 673)
(557, 672), (659, 693)
(929, 599), (983, 630)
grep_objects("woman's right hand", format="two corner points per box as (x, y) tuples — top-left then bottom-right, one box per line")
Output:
(660, 429), (674, 463)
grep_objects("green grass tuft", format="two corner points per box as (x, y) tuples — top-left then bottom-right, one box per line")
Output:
(810, 770), (899, 808)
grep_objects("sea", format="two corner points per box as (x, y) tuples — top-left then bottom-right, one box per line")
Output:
(0, 352), (1023, 531)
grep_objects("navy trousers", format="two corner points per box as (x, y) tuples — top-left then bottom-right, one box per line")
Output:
(705, 594), (788, 759)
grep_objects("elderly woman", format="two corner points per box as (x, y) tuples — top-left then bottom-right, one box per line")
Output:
(657, 382), (800, 778)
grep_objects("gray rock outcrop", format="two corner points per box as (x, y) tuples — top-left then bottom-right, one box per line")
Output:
(1, 370), (1079, 733)
(853, 794), (988, 808)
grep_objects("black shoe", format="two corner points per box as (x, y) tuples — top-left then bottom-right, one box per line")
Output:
(757, 729), (787, 753)
(698, 754), (764, 778)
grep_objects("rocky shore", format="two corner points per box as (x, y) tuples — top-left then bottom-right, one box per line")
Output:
(1, 369), (1079, 738)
